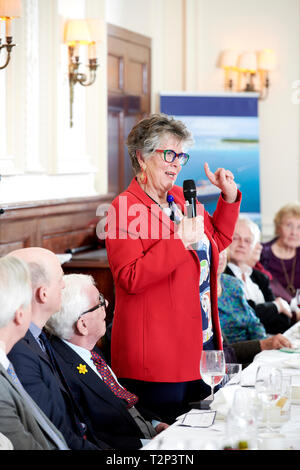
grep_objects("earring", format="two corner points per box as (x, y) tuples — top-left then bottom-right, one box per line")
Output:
(139, 169), (147, 185)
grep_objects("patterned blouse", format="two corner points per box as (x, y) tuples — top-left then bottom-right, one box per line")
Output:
(218, 273), (267, 343)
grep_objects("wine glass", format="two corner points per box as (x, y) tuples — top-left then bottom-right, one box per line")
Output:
(200, 350), (225, 401)
(225, 388), (258, 450)
(222, 363), (242, 386)
(255, 366), (282, 431)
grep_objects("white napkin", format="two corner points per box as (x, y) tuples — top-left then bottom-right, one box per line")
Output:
(281, 357), (300, 369)
(209, 385), (241, 420)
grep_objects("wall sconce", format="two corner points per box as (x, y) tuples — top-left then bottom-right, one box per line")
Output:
(218, 50), (239, 91)
(218, 49), (276, 100)
(0, 0), (21, 70)
(64, 18), (103, 127)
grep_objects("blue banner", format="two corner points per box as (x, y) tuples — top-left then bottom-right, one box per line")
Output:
(160, 93), (260, 220)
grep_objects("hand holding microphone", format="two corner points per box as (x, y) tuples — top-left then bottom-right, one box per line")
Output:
(176, 179), (204, 249)
(176, 215), (204, 249)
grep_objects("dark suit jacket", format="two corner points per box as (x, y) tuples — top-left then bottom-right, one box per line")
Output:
(8, 330), (110, 450)
(50, 336), (158, 450)
(224, 266), (291, 334)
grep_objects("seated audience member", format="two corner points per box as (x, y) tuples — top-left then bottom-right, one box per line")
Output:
(248, 225), (300, 324)
(247, 239), (273, 281)
(0, 255), (68, 450)
(217, 250), (268, 343)
(225, 216), (292, 334)
(46, 273), (169, 450)
(218, 251), (292, 367)
(260, 202), (300, 303)
(7, 247), (111, 451)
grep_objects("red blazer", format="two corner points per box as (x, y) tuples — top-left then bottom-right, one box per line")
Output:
(106, 178), (241, 383)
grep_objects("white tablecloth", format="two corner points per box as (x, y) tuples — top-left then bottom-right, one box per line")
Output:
(142, 322), (300, 450)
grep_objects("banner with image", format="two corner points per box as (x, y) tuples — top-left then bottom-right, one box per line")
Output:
(160, 93), (261, 224)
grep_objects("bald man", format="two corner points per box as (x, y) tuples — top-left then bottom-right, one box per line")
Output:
(8, 247), (111, 451)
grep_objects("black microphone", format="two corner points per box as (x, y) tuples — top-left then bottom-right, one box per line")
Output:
(183, 179), (197, 218)
(183, 179), (199, 250)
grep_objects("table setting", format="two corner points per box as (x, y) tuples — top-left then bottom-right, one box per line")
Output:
(142, 323), (300, 451)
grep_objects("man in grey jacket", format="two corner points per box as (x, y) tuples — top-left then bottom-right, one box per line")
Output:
(0, 255), (69, 450)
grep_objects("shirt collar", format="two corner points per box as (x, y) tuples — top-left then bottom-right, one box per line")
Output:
(228, 262), (252, 278)
(62, 339), (93, 364)
(29, 322), (42, 340)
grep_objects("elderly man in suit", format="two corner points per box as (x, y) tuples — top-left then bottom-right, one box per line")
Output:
(8, 247), (110, 450)
(46, 273), (169, 450)
(0, 255), (68, 450)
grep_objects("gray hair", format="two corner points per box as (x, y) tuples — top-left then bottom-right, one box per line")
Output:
(46, 274), (95, 340)
(126, 113), (194, 174)
(0, 256), (32, 328)
(237, 215), (261, 247)
(274, 202), (300, 236)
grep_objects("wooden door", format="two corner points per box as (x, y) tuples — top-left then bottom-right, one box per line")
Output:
(107, 24), (151, 195)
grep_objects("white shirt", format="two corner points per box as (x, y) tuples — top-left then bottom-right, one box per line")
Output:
(0, 341), (9, 370)
(0, 343), (15, 449)
(62, 340), (125, 387)
(227, 262), (266, 304)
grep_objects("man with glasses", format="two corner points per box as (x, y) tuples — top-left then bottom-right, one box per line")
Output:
(7, 247), (111, 450)
(46, 273), (169, 450)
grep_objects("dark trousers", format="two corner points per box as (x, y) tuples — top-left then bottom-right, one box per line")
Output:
(119, 336), (220, 424)
(119, 377), (212, 425)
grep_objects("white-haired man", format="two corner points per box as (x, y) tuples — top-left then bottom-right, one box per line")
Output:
(46, 273), (169, 450)
(8, 247), (110, 450)
(0, 255), (68, 450)
(225, 216), (292, 334)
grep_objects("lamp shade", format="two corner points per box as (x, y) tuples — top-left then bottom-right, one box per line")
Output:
(64, 19), (92, 44)
(237, 52), (257, 72)
(87, 18), (105, 43)
(218, 50), (239, 68)
(258, 49), (276, 71)
(0, 0), (21, 17)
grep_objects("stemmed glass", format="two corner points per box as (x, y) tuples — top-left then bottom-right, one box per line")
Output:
(255, 366), (282, 431)
(200, 350), (225, 401)
(222, 363), (242, 386)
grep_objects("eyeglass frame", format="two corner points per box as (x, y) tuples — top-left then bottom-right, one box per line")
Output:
(155, 149), (190, 166)
(79, 293), (106, 318)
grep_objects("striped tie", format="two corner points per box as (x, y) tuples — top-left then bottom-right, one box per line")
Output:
(90, 350), (138, 408)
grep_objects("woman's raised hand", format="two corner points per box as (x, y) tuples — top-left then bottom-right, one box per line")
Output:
(204, 162), (238, 203)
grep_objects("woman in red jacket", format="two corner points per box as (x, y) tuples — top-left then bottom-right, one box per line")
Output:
(105, 113), (241, 423)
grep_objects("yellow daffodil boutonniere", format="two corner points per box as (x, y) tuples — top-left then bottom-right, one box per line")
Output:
(77, 364), (88, 374)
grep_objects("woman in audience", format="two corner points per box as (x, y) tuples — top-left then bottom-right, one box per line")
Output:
(248, 225), (300, 324)
(105, 113), (241, 423)
(225, 216), (292, 334)
(260, 202), (300, 302)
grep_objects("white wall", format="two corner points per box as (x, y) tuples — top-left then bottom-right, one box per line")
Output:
(108, 0), (300, 238)
(1, 0), (299, 241)
(0, 0), (107, 204)
(193, 0), (300, 238)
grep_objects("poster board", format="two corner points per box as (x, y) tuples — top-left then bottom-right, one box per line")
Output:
(160, 93), (260, 223)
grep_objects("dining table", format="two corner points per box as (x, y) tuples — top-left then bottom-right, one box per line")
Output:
(141, 321), (300, 451)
